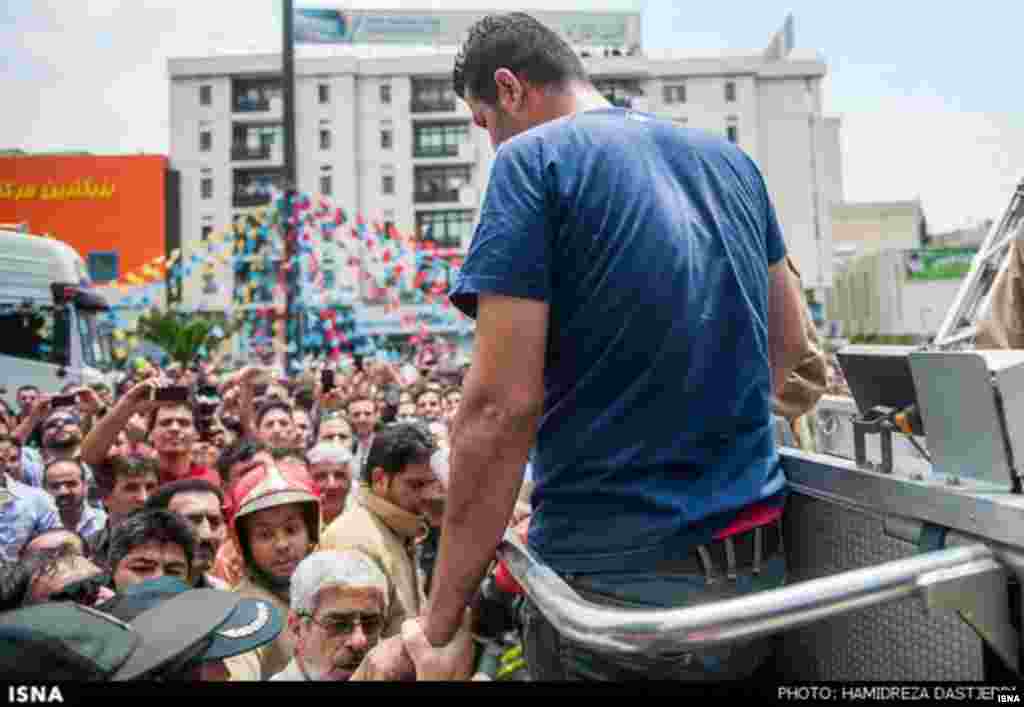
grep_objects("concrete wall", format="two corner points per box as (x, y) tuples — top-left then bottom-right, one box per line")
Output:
(832, 201), (923, 255)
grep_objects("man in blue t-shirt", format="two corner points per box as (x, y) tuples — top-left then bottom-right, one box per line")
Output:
(364, 13), (810, 682)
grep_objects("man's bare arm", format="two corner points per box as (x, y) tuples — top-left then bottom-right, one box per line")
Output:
(80, 380), (158, 467)
(768, 259), (808, 397)
(423, 294), (548, 646)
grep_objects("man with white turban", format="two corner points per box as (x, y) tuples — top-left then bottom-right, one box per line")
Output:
(272, 549), (390, 681)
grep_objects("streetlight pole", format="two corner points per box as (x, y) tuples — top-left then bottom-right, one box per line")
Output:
(282, 0), (300, 370)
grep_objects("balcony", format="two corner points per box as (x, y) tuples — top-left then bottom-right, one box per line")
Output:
(413, 144), (459, 159)
(233, 191), (273, 208)
(411, 99), (456, 114)
(414, 189), (460, 204)
(231, 143), (272, 161)
(234, 98), (272, 113)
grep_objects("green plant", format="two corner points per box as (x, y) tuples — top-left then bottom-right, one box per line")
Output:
(135, 309), (236, 366)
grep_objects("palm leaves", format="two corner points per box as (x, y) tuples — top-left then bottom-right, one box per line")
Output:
(135, 309), (233, 366)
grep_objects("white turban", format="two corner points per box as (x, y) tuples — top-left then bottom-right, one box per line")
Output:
(290, 550), (390, 614)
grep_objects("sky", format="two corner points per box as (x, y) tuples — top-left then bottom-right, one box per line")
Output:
(2, 1), (1023, 233)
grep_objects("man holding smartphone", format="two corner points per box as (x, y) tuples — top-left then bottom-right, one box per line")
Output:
(81, 380), (221, 490)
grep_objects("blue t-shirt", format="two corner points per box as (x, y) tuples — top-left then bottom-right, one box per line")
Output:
(450, 108), (787, 574)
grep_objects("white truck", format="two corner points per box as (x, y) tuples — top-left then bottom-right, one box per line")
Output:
(0, 230), (115, 409)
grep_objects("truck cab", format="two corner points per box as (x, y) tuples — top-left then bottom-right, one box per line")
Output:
(0, 230), (114, 407)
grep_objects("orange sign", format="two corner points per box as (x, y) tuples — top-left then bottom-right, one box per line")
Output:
(0, 155), (167, 282)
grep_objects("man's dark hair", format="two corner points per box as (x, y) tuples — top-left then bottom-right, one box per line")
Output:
(42, 458), (86, 487)
(18, 528), (91, 561)
(215, 438), (267, 483)
(16, 385), (40, 396)
(145, 478), (224, 512)
(0, 433), (22, 450)
(255, 400), (293, 430)
(452, 12), (587, 104)
(363, 422), (436, 484)
(345, 392), (376, 411)
(146, 402), (195, 437)
(106, 509), (195, 578)
(94, 455), (160, 500)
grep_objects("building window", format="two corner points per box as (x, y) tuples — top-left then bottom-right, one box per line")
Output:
(232, 78), (282, 113)
(202, 270), (218, 295)
(415, 165), (471, 203)
(201, 177), (213, 200)
(727, 124), (739, 144)
(234, 169), (286, 208)
(318, 83), (330, 104)
(232, 124), (281, 160)
(200, 85), (212, 106)
(381, 129), (393, 150)
(320, 174), (333, 196)
(319, 129), (331, 150)
(411, 78), (456, 113)
(725, 80), (737, 103)
(381, 175), (395, 195)
(201, 225), (213, 242)
(416, 210), (474, 248)
(86, 252), (119, 284)
(380, 84), (392, 104)
(662, 84), (686, 104)
(199, 129), (212, 153)
(413, 122), (469, 158)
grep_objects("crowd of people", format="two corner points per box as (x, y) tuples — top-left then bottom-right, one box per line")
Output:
(0, 345), (503, 681)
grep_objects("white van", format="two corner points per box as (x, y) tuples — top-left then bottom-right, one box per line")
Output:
(0, 230), (114, 409)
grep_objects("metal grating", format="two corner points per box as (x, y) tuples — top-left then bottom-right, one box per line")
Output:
(778, 494), (985, 680)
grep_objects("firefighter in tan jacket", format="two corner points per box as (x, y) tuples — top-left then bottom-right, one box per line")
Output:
(977, 241), (1024, 349)
(772, 257), (830, 449)
(319, 423), (440, 639)
(223, 463), (322, 680)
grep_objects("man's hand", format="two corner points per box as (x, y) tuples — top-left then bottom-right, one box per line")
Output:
(401, 611), (475, 681)
(350, 634), (415, 681)
(27, 395), (52, 423)
(74, 387), (103, 417)
(219, 366), (268, 395)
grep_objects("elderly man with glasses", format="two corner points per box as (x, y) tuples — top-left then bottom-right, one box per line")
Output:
(272, 550), (389, 681)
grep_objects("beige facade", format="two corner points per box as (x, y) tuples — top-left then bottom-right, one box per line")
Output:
(831, 201), (925, 256)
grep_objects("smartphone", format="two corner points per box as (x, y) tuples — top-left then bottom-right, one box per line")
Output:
(321, 369), (336, 392)
(153, 386), (190, 403)
(51, 394), (78, 409)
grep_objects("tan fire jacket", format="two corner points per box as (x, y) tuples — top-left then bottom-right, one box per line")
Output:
(771, 257), (829, 448)
(977, 241), (1024, 349)
(319, 486), (428, 640)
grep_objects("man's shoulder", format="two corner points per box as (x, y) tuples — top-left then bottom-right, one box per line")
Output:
(321, 504), (388, 557)
(11, 479), (56, 509)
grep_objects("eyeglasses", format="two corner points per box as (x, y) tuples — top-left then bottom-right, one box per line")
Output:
(301, 611), (384, 640)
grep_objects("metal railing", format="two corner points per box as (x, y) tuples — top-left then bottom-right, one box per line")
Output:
(414, 189), (460, 204)
(231, 144), (272, 161)
(411, 99), (456, 113)
(496, 533), (996, 655)
(233, 192), (273, 208)
(413, 145), (460, 158)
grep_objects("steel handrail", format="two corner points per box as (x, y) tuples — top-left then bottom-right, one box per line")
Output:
(496, 534), (993, 655)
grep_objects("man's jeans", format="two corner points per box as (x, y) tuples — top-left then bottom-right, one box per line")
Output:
(522, 547), (787, 681)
